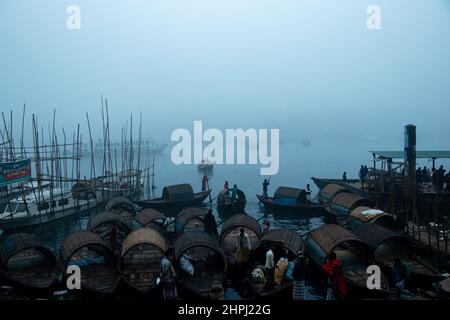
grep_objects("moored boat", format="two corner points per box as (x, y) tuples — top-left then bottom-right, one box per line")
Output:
(60, 230), (119, 294)
(347, 206), (400, 231)
(353, 223), (444, 283)
(219, 214), (262, 266)
(119, 228), (168, 293)
(257, 186), (324, 214)
(133, 208), (166, 230)
(327, 192), (373, 218)
(174, 231), (227, 298)
(217, 188), (246, 215)
(311, 177), (360, 190)
(247, 228), (303, 298)
(305, 224), (389, 296)
(136, 184), (210, 215)
(88, 211), (132, 250)
(0, 233), (59, 290)
(175, 207), (207, 236)
(318, 183), (351, 204)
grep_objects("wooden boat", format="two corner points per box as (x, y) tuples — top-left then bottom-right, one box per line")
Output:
(217, 188), (246, 215)
(60, 230), (119, 294)
(105, 196), (138, 224)
(174, 231), (227, 298)
(247, 228), (303, 298)
(311, 177), (360, 190)
(88, 211), (132, 250)
(0, 233), (59, 290)
(119, 228), (168, 293)
(327, 192), (373, 217)
(175, 207), (207, 236)
(136, 184), (210, 215)
(219, 214), (262, 266)
(353, 223), (444, 282)
(133, 208), (166, 230)
(318, 183), (351, 204)
(257, 187), (324, 213)
(306, 224), (389, 295)
(347, 206), (400, 231)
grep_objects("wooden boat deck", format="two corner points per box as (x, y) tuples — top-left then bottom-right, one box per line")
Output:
(406, 221), (449, 257)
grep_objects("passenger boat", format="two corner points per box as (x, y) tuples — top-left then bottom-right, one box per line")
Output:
(353, 223), (444, 283)
(60, 230), (119, 294)
(247, 228), (303, 298)
(327, 192), (373, 218)
(311, 177), (359, 190)
(0, 233), (59, 290)
(305, 224), (389, 296)
(217, 188), (246, 215)
(0, 187), (98, 230)
(257, 187), (324, 214)
(174, 231), (227, 298)
(88, 211), (132, 250)
(219, 214), (262, 266)
(133, 208), (166, 230)
(318, 183), (351, 204)
(105, 196), (139, 224)
(175, 207), (207, 236)
(119, 228), (168, 293)
(136, 184), (210, 215)
(197, 160), (213, 173)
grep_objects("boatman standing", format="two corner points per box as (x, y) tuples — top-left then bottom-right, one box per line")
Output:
(262, 179), (270, 197)
(204, 208), (218, 238)
(160, 248), (178, 300)
(201, 174), (207, 191)
(306, 184), (312, 203)
(264, 246), (275, 290)
(235, 228), (251, 265)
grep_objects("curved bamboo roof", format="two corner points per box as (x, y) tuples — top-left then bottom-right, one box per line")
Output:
(176, 207), (206, 232)
(274, 187), (306, 201)
(0, 233), (56, 267)
(353, 223), (411, 251)
(219, 214), (262, 245)
(308, 224), (373, 260)
(349, 206), (398, 230)
(105, 196), (136, 213)
(331, 192), (373, 210)
(174, 231), (227, 271)
(162, 184), (194, 201)
(121, 228), (168, 258)
(60, 230), (112, 266)
(320, 184), (350, 198)
(88, 211), (131, 232)
(259, 228), (303, 255)
(134, 209), (166, 227)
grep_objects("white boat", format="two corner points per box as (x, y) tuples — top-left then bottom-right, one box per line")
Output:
(0, 187), (98, 229)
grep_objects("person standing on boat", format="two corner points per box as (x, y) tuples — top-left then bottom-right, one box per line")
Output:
(306, 184), (312, 203)
(437, 166), (446, 192)
(204, 208), (218, 238)
(342, 172), (347, 182)
(263, 219), (271, 234)
(235, 228), (251, 265)
(202, 175), (207, 192)
(262, 179), (270, 197)
(264, 246), (275, 290)
(359, 165), (365, 188)
(224, 181), (229, 190)
(230, 184), (238, 202)
(392, 258), (409, 298)
(323, 251), (347, 300)
(292, 250), (307, 300)
(160, 248), (178, 300)
(416, 167), (423, 184)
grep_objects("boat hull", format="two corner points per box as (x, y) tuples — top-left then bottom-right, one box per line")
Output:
(256, 195), (324, 214)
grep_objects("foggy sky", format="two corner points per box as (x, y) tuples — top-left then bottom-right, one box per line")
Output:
(1, 0), (450, 150)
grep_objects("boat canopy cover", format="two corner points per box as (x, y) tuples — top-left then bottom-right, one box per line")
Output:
(219, 214), (262, 243)
(174, 231), (227, 272)
(259, 228), (303, 255)
(105, 196), (136, 213)
(60, 230), (112, 266)
(134, 209), (166, 227)
(121, 228), (167, 257)
(88, 211), (131, 232)
(353, 223), (412, 252)
(332, 193), (373, 210)
(273, 187), (307, 205)
(309, 224), (373, 261)
(176, 207), (206, 233)
(321, 184), (349, 197)
(0, 233), (56, 267)
(162, 184), (194, 201)
(371, 150), (450, 159)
